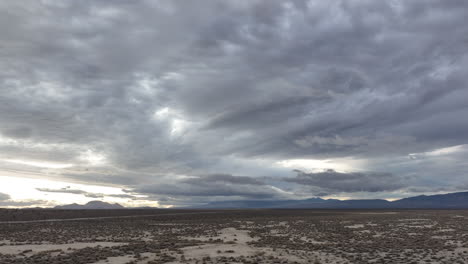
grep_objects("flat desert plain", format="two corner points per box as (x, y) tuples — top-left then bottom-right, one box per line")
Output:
(0, 209), (467, 263)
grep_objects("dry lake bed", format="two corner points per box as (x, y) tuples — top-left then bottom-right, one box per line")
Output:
(0, 209), (467, 263)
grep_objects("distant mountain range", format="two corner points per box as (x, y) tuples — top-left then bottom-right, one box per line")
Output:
(53, 191), (468, 209)
(54, 201), (125, 209)
(192, 191), (468, 209)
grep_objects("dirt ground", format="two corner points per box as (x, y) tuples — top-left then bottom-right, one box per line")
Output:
(0, 209), (467, 263)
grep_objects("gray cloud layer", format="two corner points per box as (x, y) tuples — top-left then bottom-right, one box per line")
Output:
(0, 192), (48, 207)
(286, 169), (406, 193)
(134, 174), (288, 201)
(1, 0), (468, 205)
(0, 193), (10, 201)
(36, 188), (136, 199)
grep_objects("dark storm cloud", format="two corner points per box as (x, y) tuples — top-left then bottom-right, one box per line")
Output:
(0, 200), (49, 207)
(36, 188), (87, 195)
(285, 169), (406, 193)
(162, 0), (468, 160)
(133, 174), (288, 200)
(182, 174), (265, 186)
(204, 96), (329, 131)
(0, 192), (48, 207)
(0, 0), (468, 204)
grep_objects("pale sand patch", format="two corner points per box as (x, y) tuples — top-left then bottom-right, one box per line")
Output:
(176, 228), (261, 262)
(177, 227), (347, 264)
(345, 224), (365, 229)
(299, 237), (327, 244)
(149, 223), (187, 226)
(432, 235), (452, 239)
(355, 229), (371, 234)
(357, 212), (399, 215)
(234, 220), (254, 224)
(92, 252), (159, 264)
(0, 240), (11, 245)
(436, 228), (455, 232)
(181, 243), (260, 259)
(270, 229), (289, 236)
(92, 255), (135, 264)
(454, 247), (468, 254)
(182, 227), (257, 244)
(409, 224), (436, 228)
(372, 232), (384, 238)
(433, 247), (468, 260)
(140, 231), (153, 242)
(267, 248), (348, 264)
(397, 218), (430, 221)
(0, 242), (125, 255)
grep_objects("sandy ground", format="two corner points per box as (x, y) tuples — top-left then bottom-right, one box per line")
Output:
(180, 228), (260, 259)
(91, 253), (158, 264)
(0, 242), (125, 255)
(1, 209), (468, 263)
(0, 211), (221, 224)
(172, 227), (347, 264)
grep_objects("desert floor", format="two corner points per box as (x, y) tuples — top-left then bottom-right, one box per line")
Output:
(0, 209), (467, 263)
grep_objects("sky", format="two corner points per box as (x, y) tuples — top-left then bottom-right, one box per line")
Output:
(0, 0), (467, 208)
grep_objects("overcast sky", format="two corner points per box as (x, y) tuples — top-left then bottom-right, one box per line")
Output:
(1, 0), (467, 207)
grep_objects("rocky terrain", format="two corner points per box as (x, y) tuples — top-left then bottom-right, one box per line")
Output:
(0, 210), (467, 263)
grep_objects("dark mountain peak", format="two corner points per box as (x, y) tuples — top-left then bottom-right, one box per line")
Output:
(55, 201), (125, 209)
(193, 191), (468, 209)
(392, 191), (468, 208)
(304, 197), (326, 202)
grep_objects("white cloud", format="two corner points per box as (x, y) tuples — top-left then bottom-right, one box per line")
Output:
(78, 150), (107, 166)
(277, 158), (367, 173)
(2, 159), (73, 169)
